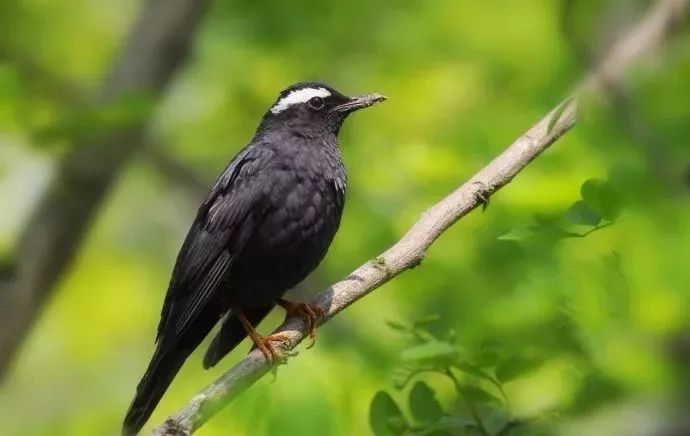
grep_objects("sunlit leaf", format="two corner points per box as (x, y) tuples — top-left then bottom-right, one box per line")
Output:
(409, 381), (444, 423)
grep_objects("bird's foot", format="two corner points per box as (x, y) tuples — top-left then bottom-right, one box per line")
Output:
(278, 299), (325, 349)
(254, 333), (291, 364)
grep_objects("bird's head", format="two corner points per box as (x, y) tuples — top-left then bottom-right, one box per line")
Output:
(257, 82), (386, 137)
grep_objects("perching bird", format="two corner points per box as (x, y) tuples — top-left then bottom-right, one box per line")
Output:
(122, 82), (386, 435)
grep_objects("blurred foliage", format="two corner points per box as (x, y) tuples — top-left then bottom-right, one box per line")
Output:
(1, 0), (690, 435)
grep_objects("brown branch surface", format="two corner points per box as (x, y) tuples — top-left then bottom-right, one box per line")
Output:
(0, 0), (209, 377)
(148, 0), (684, 434)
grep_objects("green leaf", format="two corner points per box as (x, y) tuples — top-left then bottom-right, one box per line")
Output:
(498, 226), (537, 242)
(413, 314), (440, 327)
(370, 391), (406, 435)
(385, 319), (410, 332)
(580, 179), (622, 221)
(547, 97), (575, 135)
(565, 200), (601, 227)
(409, 381), (444, 423)
(495, 357), (541, 384)
(401, 341), (457, 365)
(461, 385), (502, 405)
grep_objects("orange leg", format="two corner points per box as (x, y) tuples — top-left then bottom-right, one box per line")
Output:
(277, 299), (325, 348)
(234, 309), (289, 363)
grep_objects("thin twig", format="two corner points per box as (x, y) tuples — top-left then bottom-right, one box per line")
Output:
(152, 1), (687, 434)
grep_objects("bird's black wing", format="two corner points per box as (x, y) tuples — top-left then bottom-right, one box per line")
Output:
(155, 144), (273, 345)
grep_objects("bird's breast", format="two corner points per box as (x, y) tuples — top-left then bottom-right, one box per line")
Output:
(259, 167), (344, 251)
(228, 165), (345, 304)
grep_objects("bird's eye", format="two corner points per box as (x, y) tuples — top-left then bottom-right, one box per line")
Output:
(308, 96), (325, 110)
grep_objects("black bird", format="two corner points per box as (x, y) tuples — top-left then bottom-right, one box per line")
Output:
(123, 82), (386, 435)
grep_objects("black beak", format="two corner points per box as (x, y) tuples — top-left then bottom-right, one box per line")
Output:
(331, 93), (387, 114)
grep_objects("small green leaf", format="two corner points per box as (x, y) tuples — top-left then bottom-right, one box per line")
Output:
(385, 319), (410, 332)
(547, 97), (575, 134)
(409, 381), (444, 423)
(498, 226), (537, 242)
(461, 385), (502, 405)
(413, 314), (440, 327)
(580, 179), (622, 221)
(401, 341), (457, 364)
(370, 391), (405, 435)
(565, 200), (601, 227)
(495, 357), (541, 383)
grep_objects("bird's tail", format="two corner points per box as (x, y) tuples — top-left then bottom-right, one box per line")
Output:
(122, 344), (190, 436)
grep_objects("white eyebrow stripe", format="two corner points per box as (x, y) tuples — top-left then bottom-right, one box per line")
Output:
(270, 87), (331, 114)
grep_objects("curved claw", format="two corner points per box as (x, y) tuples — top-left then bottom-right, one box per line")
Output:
(278, 299), (325, 348)
(234, 308), (291, 364)
(255, 333), (291, 363)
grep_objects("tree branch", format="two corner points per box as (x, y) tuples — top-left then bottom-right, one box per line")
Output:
(0, 0), (209, 378)
(153, 1), (687, 434)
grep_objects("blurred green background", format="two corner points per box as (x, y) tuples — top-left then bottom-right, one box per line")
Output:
(1, 0), (689, 435)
